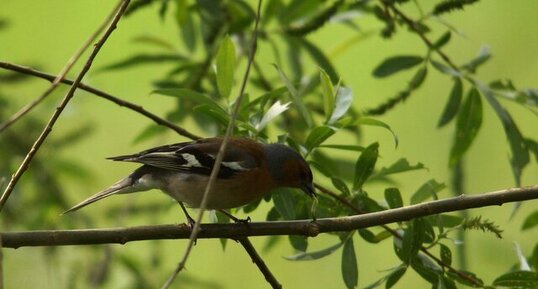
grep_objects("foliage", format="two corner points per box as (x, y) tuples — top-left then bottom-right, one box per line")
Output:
(1, 0), (537, 288)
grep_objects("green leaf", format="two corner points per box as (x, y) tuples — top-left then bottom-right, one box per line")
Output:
(410, 254), (443, 284)
(461, 46), (491, 73)
(440, 244), (452, 266)
(320, 68), (335, 122)
(493, 271), (538, 288)
(305, 125), (336, 152)
(408, 67), (428, 90)
(329, 86), (354, 124)
(480, 86), (529, 186)
(373, 55), (423, 78)
(431, 60), (461, 77)
(319, 144), (364, 152)
(438, 78), (463, 127)
(342, 238), (358, 289)
(289, 235), (308, 252)
(384, 188), (403, 209)
(100, 54), (188, 71)
(401, 218), (426, 263)
(411, 179), (446, 204)
(216, 36), (236, 99)
(449, 88), (483, 166)
(255, 101), (290, 131)
(438, 274), (457, 289)
(358, 229), (392, 244)
(285, 241), (343, 261)
(193, 104), (230, 127)
(331, 177), (350, 196)
(273, 64), (313, 126)
(153, 88), (226, 113)
(446, 270), (483, 287)
(372, 158), (426, 179)
(522, 210), (538, 230)
(272, 188), (296, 220)
(427, 214), (464, 228)
(386, 266), (407, 289)
(176, 0), (197, 52)
(353, 142), (379, 191)
(356, 118), (398, 148)
(433, 31), (452, 50)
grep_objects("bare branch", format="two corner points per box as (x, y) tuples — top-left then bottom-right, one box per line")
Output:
(0, 0), (132, 212)
(0, 61), (201, 140)
(0, 1), (125, 134)
(2, 185), (536, 248)
(237, 238), (282, 289)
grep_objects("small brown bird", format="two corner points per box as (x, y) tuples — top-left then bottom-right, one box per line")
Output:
(64, 137), (315, 223)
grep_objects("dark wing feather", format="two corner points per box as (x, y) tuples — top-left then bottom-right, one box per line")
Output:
(107, 138), (259, 178)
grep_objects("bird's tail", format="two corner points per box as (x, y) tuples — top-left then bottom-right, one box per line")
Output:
(62, 176), (134, 214)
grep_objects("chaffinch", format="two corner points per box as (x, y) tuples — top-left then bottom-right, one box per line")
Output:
(64, 137), (315, 222)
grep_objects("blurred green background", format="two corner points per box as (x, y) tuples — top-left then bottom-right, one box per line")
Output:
(1, 1), (537, 288)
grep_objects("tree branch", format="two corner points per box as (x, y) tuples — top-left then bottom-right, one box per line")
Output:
(0, 61), (201, 140)
(237, 238), (281, 289)
(0, 0), (132, 212)
(2, 185), (536, 248)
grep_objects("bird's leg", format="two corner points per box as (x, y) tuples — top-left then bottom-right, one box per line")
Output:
(218, 209), (250, 224)
(178, 201), (196, 228)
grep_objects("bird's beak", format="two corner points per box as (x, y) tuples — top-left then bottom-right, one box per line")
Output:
(301, 183), (316, 198)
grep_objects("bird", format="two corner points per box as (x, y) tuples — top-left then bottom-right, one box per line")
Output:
(63, 137), (316, 224)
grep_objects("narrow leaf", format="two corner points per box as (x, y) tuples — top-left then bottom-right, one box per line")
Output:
(449, 88), (483, 166)
(438, 77), (463, 127)
(408, 67), (428, 90)
(440, 244), (452, 265)
(153, 88), (226, 113)
(256, 101), (290, 130)
(216, 36), (236, 99)
(305, 125), (337, 151)
(386, 266), (406, 289)
(320, 68), (335, 122)
(493, 271), (538, 287)
(285, 241), (343, 261)
(384, 188), (403, 209)
(481, 86), (529, 186)
(272, 188), (296, 220)
(356, 118), (398, 148)
(273, 64), (313, 126)
(521, 210), (538, 230)
(372, 158), (426, 179)
(461, 46), (491, 73)
(431, 60), (461, 77)
(411, 179), (446, 204)
(342, 238), (358, 289)
(353, 142), (379, 191)
(373, 55), (423, 78)
(433, 31), (451, 50)
(329, 86), (353, 124)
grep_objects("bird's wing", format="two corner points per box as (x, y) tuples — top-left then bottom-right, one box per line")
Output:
(107, 138), (259, 178)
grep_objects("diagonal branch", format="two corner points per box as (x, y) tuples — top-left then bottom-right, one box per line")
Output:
(2, 185), (537, 248)
(0, 1), (125, 134)
(0, 61), (200, 140)
(0, 0), (131, 212)
(237, 238), (282, 289)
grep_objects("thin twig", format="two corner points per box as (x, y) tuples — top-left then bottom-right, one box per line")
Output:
(161, 1), (264, 288)
(0, 0), (132, 212)
(0, 62), (201, 140)
(237, 238), (282, 289)
(0, 1), (125, 134)
(2, 184), (537, 248)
